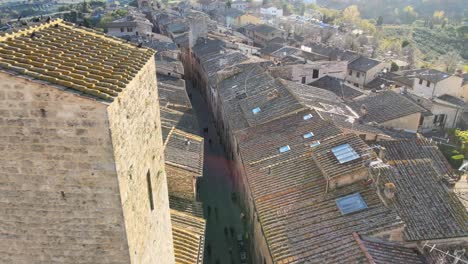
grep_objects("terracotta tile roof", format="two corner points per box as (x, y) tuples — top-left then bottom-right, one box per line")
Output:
(312, 133), (375, 180)
(219, 64), (306, 132)
(237, 78), (306, 127)
(379, 139), (455, 178)
(348, 56), (383, 72)
(236, 110), (402, 263)
(160, 107), (200, 141)
(310, 76), (364, 100)
(377, 139), (468, 241)
(0, 19), (155, 101)
(281, 80), (357, 117)
(379, 160), (468, 241)
(354, 234), (425, 264)
(170, 196), (204, 219)
(171, 209), (206, 264)
(164, 128), (204, 175)
(158, 76), (192, 111)
(347, 91), (425, 124)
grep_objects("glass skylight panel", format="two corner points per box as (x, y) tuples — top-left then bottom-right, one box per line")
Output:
(279, 145), (291, 153)
(303, 113), (313, 120)
(303, 132), (314, 139)
(331, 143), (360, 164)
(310, 141), (320, 147)
(335, 193), (368, 215)
(252, 107), (261, 114)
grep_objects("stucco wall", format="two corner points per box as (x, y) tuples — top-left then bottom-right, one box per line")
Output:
(107, 23), (153, 38)
(434, 76), (463, 98)
(421, 102), (461, 130)
(107, 57), (175, 264)
(0, 71), (130, 263)
(382, 112), (421, 132)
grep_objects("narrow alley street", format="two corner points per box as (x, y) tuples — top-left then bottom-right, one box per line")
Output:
(185, 80), (248, 264)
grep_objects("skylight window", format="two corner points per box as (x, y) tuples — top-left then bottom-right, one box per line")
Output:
(252, 107), (261, 114)
(331, 143), (360, 164)
(279, 145), (291, 153)
(303, 132), (314, 139)
(335, 193), (368, 215)
(310, 141), (320, 147)
(303, 113), (313, 120)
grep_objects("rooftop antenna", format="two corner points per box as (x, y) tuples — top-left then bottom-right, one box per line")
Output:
(422, 242), (468, 264)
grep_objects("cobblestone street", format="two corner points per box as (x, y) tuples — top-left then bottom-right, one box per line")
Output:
(185, 81), (248, 264)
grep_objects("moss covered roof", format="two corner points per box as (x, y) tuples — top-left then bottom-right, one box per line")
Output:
(0, 19), (155, 101)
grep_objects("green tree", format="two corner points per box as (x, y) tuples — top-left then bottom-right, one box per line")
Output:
(83, 17), (91, 28)
(401, 40), (410, 48)
(438, 51), (462, 73)
(82, 0), (90, 13)
(341, 5), (360, 24)
(390, 61), (399, 72)
(376, 16), (383, 26)
(358, 19), (376, 34)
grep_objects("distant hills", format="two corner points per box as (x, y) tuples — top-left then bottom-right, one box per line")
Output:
(317, 0), (467, 23)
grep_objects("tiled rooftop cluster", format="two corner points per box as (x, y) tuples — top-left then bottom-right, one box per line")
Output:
(348, 91), (426, 124)
(0, 19), (154, 101)
(235, 110), (403, 263)
(377, 139), (468, 240)
(150, 6), (467, 263)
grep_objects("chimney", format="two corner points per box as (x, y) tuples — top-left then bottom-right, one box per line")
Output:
(360, 104), (368, 116)
(384, 182), (396, 199)
(378, 147), (386, 161)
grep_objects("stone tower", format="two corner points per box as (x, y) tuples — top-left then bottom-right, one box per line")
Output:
(0, 20), (175, 264)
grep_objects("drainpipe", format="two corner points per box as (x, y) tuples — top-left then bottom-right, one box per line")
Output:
(452, 107), (460, 128)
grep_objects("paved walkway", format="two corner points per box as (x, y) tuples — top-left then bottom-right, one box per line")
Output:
(186, 81), (247, 264)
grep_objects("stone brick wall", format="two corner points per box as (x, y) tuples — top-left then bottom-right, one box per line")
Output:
(0, 71), (130, 264)
(107, 56), (175, 264)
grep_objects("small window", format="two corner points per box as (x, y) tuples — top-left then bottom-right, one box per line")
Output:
(336, 193), (368, 215)
(303, 113), (313, 120)
(419, 78), (423, 85)
(303, 132), (314, 139)
(426, 81), (431, 87)
(252, 107), (261, 114)
(348, 70), (352, 76)
(354, 83), (359, 87)
(279, 145), (290, 153)
(356, 72), (360, 78)
(146, 170), (154, 211)
(127, 27), (133, 32)
(310, 141), (320, 147)
(313, 69), (319, 79)
(301, 76), (306, 84)
(120, 27), (124, 32)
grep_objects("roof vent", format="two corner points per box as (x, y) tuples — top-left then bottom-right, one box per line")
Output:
(252, 107), (261, 114)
